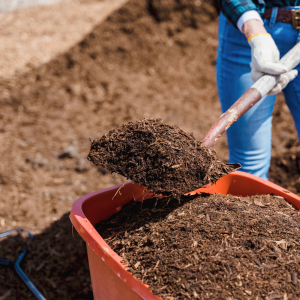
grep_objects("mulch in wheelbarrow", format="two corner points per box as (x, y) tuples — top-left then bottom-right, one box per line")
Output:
(96, 193), (300, 300)
(88, 118), (235, 199)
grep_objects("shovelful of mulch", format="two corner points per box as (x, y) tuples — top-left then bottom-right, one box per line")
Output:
(87, 118), (235, 199)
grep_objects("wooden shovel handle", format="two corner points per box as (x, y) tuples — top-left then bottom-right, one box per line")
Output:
(201, 41), (300, 148)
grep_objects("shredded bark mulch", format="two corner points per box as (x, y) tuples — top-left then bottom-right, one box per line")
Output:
(88, 118), (235, 199)
(96, 193), (300, 300)
(0, 214), (92, 300)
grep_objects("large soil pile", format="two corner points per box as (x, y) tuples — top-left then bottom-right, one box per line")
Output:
(0, 0), (223, 232)
(0, 0), (299, 298)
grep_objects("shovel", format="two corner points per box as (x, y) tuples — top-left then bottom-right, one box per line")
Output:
(201, 42), (300, 151)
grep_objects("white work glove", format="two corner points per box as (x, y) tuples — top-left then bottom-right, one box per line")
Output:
(248, 33), (298, 95)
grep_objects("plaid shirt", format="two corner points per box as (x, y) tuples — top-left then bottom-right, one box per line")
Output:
(219, 0), (300, 27)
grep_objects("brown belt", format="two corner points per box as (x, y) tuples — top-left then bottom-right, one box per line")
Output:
(262, 7), (300, 29)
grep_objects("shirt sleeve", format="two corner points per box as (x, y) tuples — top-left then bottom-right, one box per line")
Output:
(236, 10), (263, 31)
(218, 0), (259, 27)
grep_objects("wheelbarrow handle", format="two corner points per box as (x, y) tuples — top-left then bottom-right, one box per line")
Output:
(201, 41), (300, 148)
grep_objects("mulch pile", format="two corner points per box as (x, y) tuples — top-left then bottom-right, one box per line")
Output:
(0, 214), (92, 300)
(88, 118), (236, 199)
(270, 147), (300, 194)
(97, 193), (300, 300)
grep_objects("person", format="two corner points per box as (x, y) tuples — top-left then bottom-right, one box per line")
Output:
(216, 0), (300, 180)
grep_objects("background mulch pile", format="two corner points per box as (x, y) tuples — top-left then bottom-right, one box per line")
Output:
(97, 194), (300, 300)
(88, 118), (235, 198)
(0, 214), (92, 300)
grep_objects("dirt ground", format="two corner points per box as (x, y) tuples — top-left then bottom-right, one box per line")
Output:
(0, 0), (128, 78)
(0, 0), (299, 299)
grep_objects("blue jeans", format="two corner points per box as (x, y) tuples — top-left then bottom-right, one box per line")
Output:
(216, 9), (300, 180)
